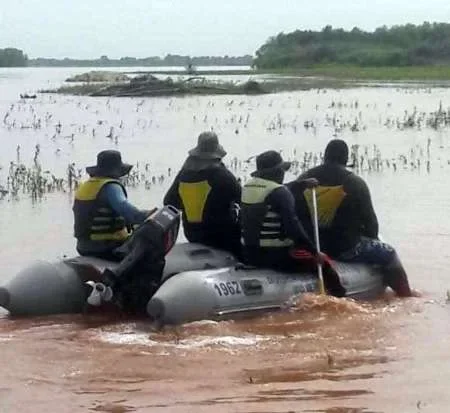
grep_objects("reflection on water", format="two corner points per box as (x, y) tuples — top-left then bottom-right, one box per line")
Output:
(1, 68), (450, 412)
(244, 353), (388, 384)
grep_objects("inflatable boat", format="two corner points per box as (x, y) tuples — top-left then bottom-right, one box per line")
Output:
(0, 243), (385, 323)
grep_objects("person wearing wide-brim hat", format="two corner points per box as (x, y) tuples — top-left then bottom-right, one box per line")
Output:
(85, 149), (133, 179)
(241, 150), (326, 272)
(249, 150), (292, 179)
(164, 131), (242, 256)
(73, 150), (154, 259)
(187, 131), (227, 160)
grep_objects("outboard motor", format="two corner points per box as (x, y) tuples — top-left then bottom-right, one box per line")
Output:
(98, 205), (180, 314)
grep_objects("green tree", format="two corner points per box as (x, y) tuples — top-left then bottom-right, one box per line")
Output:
(0, 48), (28, 67)
(253, 22), (450, 68)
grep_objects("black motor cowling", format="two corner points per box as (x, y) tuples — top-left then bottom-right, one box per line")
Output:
(102, 205), (181, 313)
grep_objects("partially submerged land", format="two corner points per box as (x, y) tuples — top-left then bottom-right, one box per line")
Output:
(44, 70), (361, 97)
(43, 72), (269, 97)
(40, 66), (450, 98)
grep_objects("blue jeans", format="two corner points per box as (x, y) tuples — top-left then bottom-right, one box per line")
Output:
(338, 237), (395, 266)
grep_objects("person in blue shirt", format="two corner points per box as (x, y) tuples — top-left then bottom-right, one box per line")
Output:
(74, 150), (182, 311)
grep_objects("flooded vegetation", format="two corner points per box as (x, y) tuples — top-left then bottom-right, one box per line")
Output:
(2, 83), (450, 202)
(1, 67), (450, 412)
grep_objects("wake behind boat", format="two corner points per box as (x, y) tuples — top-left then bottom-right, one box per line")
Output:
(0, 242), (385, 324)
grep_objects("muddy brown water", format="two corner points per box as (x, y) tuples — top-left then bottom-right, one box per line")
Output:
(1, 68), (450, 412)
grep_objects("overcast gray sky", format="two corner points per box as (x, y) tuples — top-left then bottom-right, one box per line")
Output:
(2, 0), (450, 58)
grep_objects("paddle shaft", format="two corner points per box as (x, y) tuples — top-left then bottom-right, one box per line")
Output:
(311, 187), (326, 295)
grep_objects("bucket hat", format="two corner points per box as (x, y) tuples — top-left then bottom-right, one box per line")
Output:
(188, 132), (226, 160)
(251, 150), (291, 177)
(86, 150), (133, 178)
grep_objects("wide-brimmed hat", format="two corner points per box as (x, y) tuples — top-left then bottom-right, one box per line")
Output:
(188, 132), (227, 160)
(86, 150), (133, 178)
(251, 150), (291, 177)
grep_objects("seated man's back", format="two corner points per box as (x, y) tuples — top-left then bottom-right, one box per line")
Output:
(241, 150), (322, 271)
(163, 132), (241, 256)
(288, 139), (412, 297)
(289, 161), (378, 257)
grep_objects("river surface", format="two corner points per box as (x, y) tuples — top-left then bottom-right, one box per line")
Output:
(1, 67), (450, 412)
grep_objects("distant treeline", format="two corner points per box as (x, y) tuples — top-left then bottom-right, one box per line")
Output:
(254, 22), (450, 68)
(29, 54), (253, 67)
(0, 48), (28, 67)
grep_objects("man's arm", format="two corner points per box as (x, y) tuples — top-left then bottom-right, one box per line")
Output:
(286, 177), (319, 196)
(102, 183), (149, 225)
(354, 178), (379, 238)
(268, 186), (318, 254)
(217, 167), (242, 203)
(163, 172), (182, 209)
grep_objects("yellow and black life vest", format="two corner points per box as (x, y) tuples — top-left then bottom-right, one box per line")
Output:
(73, 178), (129, 242)
(303, 185), (347, 228)
(241, 177), (293, 248)
(178, 180), (212, 223)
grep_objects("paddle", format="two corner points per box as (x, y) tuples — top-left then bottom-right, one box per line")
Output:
(311, 187), (326, 295)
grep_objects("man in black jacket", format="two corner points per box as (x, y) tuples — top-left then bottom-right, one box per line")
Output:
(288, 139), (413, 297)
(164, 132), (241, 256)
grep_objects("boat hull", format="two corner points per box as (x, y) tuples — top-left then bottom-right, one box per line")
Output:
(147, 261), (384, 325)
(0, 243), (236, 316)
(0, 243), (384, 320)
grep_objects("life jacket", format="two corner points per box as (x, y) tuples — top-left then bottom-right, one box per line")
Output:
(73, 177), (129, 242)
(303, 185), (347, 229)
(241, 177), (293, 248)
(178, 180), (212, 224)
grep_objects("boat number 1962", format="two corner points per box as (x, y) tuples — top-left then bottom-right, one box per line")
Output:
(213, 281), (242, 296)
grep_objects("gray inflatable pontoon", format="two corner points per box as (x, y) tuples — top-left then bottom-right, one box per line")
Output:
(147, 260), (385, 325)
(0, 243), (385, 323)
